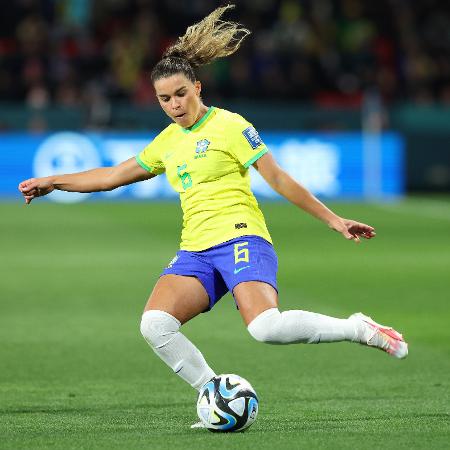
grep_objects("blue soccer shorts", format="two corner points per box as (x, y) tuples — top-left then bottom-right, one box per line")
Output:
(161, 235), (278, 311)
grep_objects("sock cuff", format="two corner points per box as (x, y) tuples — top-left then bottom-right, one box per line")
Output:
(247, 307), (280, 331)
(141, 309), (181, 328)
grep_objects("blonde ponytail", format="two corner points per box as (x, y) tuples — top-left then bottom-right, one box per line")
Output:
(151, 4), (250, 82)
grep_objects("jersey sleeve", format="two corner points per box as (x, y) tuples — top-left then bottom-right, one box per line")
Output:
(135, 133), (166, 175)
(227, 115), (268, 168)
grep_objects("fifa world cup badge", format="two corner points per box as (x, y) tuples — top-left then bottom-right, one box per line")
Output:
(242, 126), (263, 149)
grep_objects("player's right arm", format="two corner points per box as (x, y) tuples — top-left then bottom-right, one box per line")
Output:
(18, 157), (154, 204)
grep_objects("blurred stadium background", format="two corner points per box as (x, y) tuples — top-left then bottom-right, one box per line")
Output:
(1, 1), (449, 449)
(0, 0), (449, 196)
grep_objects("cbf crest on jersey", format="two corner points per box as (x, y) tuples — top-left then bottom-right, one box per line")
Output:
(242, 126), (263, 149)
(195, 139), (210, 159)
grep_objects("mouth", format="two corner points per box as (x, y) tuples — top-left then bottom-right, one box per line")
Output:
(174, 113), (186, 120)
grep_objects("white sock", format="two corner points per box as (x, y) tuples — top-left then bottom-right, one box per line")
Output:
(140, 310), (216, 390)
(247, 308), (360, 344)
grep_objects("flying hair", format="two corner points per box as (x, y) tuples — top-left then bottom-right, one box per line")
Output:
(151, 4), (250, 83)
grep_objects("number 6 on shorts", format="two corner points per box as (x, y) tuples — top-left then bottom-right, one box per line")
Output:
(234, 242), (249, 264)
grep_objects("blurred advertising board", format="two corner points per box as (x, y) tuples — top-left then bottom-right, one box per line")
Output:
(1, 131), (404, 202)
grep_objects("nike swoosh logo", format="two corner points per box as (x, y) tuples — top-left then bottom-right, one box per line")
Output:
(165, 152), (174, 159)
(234, 265), (250, 274)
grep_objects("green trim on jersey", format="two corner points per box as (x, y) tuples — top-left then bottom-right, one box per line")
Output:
(135, 155), (153, 172)
(243, 147), (269, 168)
(180, 106), (215, 134)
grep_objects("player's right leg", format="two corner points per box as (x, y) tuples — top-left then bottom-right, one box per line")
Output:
(140, 274), (216, 390)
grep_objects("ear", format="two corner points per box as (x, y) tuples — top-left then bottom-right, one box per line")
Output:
(194, 80), (202, 96)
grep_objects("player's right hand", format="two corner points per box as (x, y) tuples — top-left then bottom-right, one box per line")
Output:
(18, 177), (54, 204)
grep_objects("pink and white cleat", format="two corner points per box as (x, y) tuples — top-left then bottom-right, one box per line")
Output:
(349, 312), (408, 359)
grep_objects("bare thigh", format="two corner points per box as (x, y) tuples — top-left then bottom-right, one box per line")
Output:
(144, 274), (210, 325)
(233, 281), (279, 326)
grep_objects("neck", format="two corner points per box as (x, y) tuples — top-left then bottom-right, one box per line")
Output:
(192, 104), (208, 125)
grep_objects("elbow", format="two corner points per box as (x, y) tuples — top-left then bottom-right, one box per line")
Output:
(98, 180), (112, 192)
(266, 172), (285, 195)
(102, 182), (115, 192)
(100, 172), (117, 192)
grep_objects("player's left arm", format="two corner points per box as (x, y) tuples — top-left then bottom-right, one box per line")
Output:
(253, 152), (376, 243)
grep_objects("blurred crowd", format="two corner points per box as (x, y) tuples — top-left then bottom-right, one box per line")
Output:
(1, 0), (449, 113)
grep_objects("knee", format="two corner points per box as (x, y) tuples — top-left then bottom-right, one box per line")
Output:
(140, 310), (181, 349)
(247, 308), (283, 344)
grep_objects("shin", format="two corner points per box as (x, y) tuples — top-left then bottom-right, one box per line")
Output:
(140, 310), (215, 390)
(247, 308), (359, 344)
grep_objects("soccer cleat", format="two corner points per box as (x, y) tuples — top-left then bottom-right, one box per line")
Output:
(190, 421), (206, 429)
(349, 312), (408, 359)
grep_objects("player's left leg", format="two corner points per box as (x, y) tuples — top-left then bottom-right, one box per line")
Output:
(233, 281), (408, 359)
(234, 281), (359, 344)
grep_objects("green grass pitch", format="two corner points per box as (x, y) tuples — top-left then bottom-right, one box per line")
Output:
(1, 198), (449, 449)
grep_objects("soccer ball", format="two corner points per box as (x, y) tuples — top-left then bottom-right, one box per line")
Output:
(196, 374), (259, 432)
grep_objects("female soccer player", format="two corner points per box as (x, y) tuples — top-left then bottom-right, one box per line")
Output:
(19, 5), (407, 426)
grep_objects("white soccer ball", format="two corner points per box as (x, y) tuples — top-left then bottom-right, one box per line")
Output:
(196, 374), (259, 432)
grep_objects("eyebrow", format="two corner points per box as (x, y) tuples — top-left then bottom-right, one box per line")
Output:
(158, 86), (187, 97)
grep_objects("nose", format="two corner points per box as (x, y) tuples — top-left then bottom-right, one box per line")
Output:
(171, 97), (181, 110)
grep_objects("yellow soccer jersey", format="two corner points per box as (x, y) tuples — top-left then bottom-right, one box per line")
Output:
(136, 106), (272, 251)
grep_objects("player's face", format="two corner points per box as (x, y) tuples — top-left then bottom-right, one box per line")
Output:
(154, 74), (202, 128)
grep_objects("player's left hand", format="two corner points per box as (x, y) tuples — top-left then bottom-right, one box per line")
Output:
(329, 218), (376, 243)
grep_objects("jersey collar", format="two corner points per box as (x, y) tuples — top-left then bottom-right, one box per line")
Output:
(180, 106), (215, 134)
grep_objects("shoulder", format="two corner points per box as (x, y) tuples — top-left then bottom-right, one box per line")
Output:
(156, 123), (178, 140)
(145, 123), (177, 148)
(214, 108), (261, 149)
(213, 107), (251, 129)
